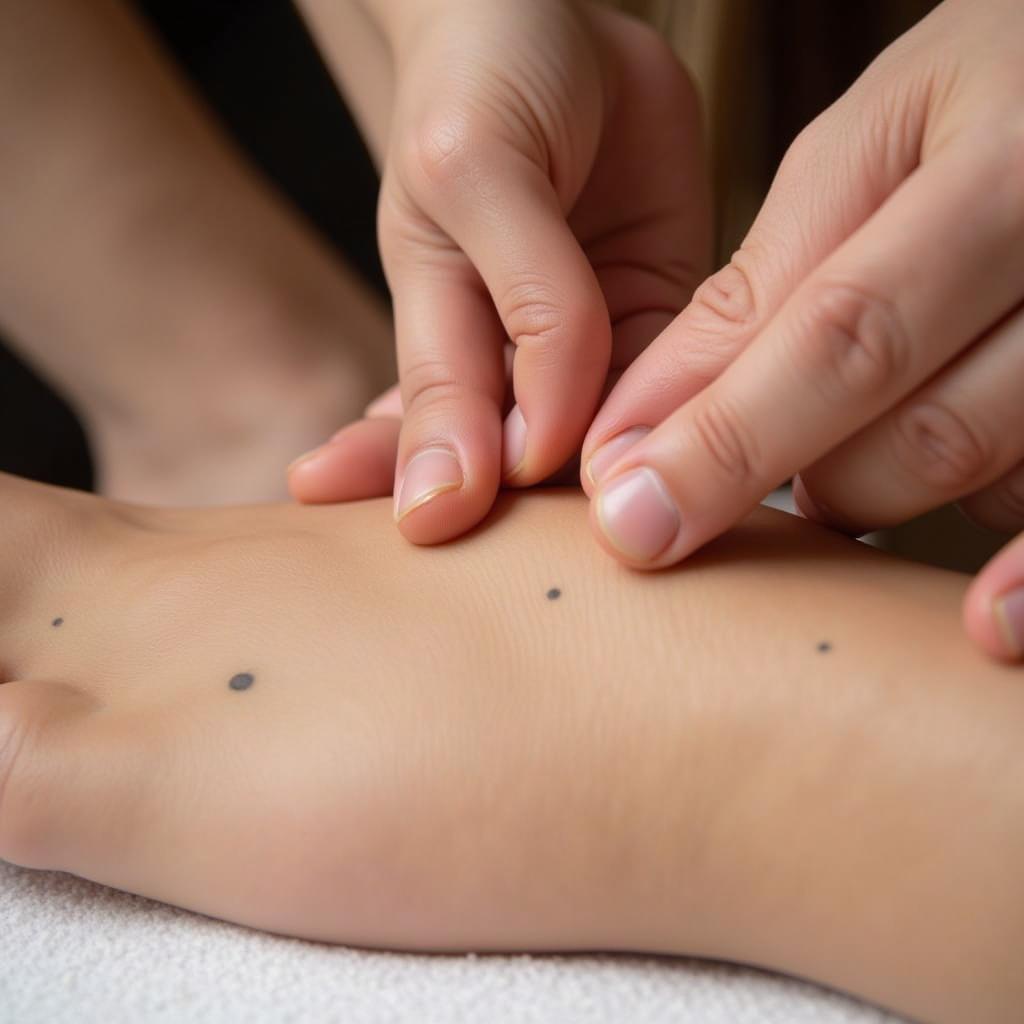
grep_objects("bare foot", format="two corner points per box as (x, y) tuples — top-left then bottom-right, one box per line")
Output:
(1, 474), (1022, 1024)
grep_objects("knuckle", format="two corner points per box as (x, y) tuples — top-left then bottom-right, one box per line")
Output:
(401, 358), (468, 415)
(405, 107), (479, 191)
(690, 396), (762, 486)
(795, 281), (910, 400)
(498, 275), (570, 348)
(399, 356), (500, 429)
(690, 252), (760, 331)
(892, 400), (996, 493)
(777, 114), (832, 181)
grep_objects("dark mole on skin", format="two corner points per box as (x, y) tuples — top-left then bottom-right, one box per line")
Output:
(229, 672), (255, 691)
(817, 641), (832, 654)
(546, 588), (562, 601)
(51, 617), (64, 627)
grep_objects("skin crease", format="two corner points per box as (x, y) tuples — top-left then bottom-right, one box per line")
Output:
(291, 0), (1024, 664)
(1, 473), (1023, 1023)
(573, 0), (1024, 659)
(291, 0), (709, 541)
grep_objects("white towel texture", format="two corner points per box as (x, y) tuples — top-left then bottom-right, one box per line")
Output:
(1, 859), (904, 1023)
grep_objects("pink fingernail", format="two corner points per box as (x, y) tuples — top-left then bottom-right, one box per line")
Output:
(503, 406), (527, 478)
(993, 587), (1024, 658)
(791, 475), (825, 522)
(596, 466), (680, 563)
(586, 426), (652, 486)
(288, 441), (332, 474)
(394, 447), (463, 521)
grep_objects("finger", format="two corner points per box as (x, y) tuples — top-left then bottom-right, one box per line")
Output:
(365, 385), (402, 419)
(964, 531), (1024, 662)
(589, 139), (1024, 568)
(797, 302), (1024, 531)
(288, 417), (402, 504)
(0, 679), (145, 873)
(381, 197), (506, 541)
(581, 71), (927, 491)
(960, 460), (1024, 537)
(399, 143), (611, 489)
(288, 340), (523, 509)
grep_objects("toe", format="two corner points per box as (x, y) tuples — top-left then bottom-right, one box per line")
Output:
(0, 679), (145, 873)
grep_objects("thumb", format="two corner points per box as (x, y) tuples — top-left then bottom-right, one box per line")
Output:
(964, 532), (1024, 663)
(582, 67), (926, 487)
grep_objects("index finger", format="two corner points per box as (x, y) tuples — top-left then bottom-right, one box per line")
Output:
(589, 139), (1024, 567)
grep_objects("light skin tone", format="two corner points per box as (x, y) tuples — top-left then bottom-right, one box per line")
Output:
(288, 0), (711, 531)
(2, 470), (1023, 1024)
(0, 0), (393, 505)
(289, 0), (1024, 664)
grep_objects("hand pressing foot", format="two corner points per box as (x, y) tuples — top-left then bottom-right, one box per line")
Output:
(0, 473), (1022, 1024)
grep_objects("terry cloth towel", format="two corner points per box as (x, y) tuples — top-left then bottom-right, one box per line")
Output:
(1, 859), (905, 1024)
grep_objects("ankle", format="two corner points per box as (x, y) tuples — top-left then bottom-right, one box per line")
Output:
(86, 285), (393, 504)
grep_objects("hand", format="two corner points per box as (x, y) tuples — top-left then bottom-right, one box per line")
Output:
(579, 0), (1024, 610)
(288, 0), (709, 539)
(965, 525), (1024, 662)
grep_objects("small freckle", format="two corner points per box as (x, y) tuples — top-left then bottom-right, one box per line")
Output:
(51, 617), (64, 628)
(546, 588), (561, 601)
(229, 672), (255, 691)
(817, 641), (832, 654)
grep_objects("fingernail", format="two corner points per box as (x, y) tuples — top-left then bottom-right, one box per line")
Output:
(596, 466), (680, 563)
(502, 405), (527, 478)
(791, 475), (823, 521)
(394, 447), (463, 521)
(288, 442), (332, 474)
(586, 426), (652, 486)
(993, 588), (1024, 658)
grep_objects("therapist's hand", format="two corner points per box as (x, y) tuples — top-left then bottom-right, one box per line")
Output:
(288, 0), (708, 540)
(581, 0), (1024, 599)
(965, 529), (1024, 663)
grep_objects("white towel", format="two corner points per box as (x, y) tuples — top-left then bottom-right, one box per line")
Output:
(0, 859), (904, 1023)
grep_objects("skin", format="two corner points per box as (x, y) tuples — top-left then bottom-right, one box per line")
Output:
(292, 0), (1024, 663)
(289, 0), (710, 536)
(576, 0), (1024, 657)
(0, 0), (393, 504)
(1, 472), (1023, 1023)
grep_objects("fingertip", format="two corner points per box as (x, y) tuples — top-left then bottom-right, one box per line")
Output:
(963, 531), (1024, 663)
(365, 386), (403, 419)
(964, 572), (1024, 664)
(501, 405), (528, 482)
(393, 405), (503, 545)
(791, 475), (821, 522)
(393, 458), (499, 545)
(589, 465), (683, 571)
(791, 474), (870, 536)
(582, 425), (653, 495)
(287, 418), (401, 504)
(963, 588), (1018, 664)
